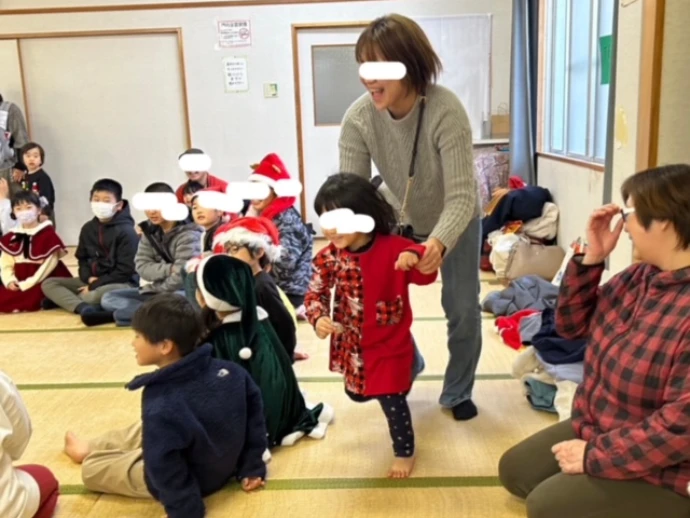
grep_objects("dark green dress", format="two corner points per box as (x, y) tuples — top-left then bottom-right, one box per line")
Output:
(209, 308), (324, 447)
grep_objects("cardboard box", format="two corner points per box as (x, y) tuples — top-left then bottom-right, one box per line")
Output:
(491, 114), (510, 138)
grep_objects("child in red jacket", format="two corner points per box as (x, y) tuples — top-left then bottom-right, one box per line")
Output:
(305, 173), (438, 480)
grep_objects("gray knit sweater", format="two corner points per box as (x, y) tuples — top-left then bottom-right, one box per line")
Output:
(339, 84), (479, 250)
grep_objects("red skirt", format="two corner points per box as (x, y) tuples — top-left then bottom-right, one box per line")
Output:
(0, 261), (72, 313)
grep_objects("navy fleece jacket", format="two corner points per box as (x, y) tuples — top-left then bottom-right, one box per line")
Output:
(126, 344), (268, 518)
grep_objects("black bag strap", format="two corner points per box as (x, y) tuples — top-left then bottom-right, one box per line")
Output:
(141, 223), (174, 264)
(399, 94), (427, 226)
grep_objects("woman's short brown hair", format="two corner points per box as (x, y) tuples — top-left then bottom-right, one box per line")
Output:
(355, 14), (442, 94)
(621, 163), (690, 249)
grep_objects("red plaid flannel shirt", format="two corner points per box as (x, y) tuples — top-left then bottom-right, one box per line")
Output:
(556, 255), (690, 497)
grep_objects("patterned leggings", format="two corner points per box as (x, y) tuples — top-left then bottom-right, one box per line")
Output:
(346, 390), (415, 458)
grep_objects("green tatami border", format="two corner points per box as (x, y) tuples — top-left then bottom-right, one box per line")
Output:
(16, 373), (512, 391)
(1, 314), (496, 335)
(59, 476), (502, 495)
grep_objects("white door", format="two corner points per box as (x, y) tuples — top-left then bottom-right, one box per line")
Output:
(296, 27), (379, 236)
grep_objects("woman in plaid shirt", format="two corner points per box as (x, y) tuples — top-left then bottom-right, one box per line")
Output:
(499, 164), (690, 518)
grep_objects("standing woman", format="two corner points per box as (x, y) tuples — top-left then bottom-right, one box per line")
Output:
(339, 14), (481, 421)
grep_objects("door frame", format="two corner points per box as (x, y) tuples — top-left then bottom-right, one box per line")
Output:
(0, 28), (192, 148)
(291, 21), (368, 219)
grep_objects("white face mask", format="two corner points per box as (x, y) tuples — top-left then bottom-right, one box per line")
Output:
(91, 201), (117, 220)
(15, 208), (38, 225)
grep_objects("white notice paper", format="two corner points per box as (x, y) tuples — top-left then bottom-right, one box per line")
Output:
(217, 20), (251, 48)
(223, 57), (248, 93)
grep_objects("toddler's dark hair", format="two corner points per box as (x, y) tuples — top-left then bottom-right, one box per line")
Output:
(20, 142), (45, 165)
(314, 173), (396, 235)
(132, 294), (202, 357)
(91, 179), (123, 202)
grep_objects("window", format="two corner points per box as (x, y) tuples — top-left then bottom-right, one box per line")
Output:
(312, 45), (363, 126)
(544, 0), (615, 162)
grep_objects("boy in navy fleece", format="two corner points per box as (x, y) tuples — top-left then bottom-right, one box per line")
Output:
(63, 294), (268, 518)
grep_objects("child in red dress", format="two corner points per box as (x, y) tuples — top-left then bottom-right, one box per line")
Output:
(0, 191), (70, 313)
(305, 173), (438, 479)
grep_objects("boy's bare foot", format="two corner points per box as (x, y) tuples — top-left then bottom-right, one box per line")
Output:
(388, 456), (415, 479)
(64, 432), (91, 464)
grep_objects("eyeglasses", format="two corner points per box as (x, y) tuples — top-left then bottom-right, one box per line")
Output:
(621, 207), (635, 221)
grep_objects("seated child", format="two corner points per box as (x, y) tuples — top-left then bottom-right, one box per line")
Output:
(14, 143), (55, 225)
(246, 153), (313, 315)
(214, 216), (300, 362)
(42, 179), (139, 316)
(0, 370), (60, 518)
(306, 173), (438, 479)
(182, 180), (203, 207)
(182, 188), (228, 305)
(82, 182), (201, 327)
(0, 191), (71, 313)
(175, 148), (228, 203)
(64, 294), (268, 518)
(196, 254), (333, 447)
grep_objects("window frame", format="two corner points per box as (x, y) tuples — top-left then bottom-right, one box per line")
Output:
(542, 0), (611, 165)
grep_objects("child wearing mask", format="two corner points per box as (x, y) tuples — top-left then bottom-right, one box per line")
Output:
(0, 191), (71, 312)
(41, 179), (139, 315)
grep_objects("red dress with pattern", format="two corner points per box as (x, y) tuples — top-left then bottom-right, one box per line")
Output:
(305, 235), (437, 396)
(0, 224), (71, 313)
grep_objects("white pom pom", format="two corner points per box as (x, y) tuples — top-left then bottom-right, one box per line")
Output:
(239, 347), (252, 360)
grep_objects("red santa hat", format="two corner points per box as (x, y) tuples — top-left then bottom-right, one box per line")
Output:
(248, 153), (302, 198)
(212, 216), (282, 262)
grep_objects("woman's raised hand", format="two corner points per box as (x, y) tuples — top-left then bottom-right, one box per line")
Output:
(584, 204), (625, 264)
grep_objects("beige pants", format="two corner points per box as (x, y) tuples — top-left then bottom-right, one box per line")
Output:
(81, 422), (151, 499)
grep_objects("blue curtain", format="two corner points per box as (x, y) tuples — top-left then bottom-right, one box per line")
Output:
(510, 0), (540, 185)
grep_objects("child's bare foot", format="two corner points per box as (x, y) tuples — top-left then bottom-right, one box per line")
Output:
(293, 351), (310, 362)
(388, 456), (415, 479)
(64, 432), (91, 464)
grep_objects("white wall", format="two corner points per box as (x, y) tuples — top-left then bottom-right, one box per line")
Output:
(537, 157), (604, 249)
(0, 0), (512, 193)
(657, 0), (690, 165)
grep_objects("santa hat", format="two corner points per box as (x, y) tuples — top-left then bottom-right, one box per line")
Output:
(196, 255), (258, 360)
(248, 153), (302, 197)
(193, 186), (244, 214)
(179, 148), (212, 172)
(212, 217), (282, 262)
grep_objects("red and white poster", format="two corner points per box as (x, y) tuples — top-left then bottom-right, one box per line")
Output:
(217, 19), (252, 48)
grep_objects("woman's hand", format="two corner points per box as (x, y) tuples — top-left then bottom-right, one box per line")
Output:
(241, 477), (265, 492)
(552, 439), (587, 475)
(584, 204), (625, 265)
(11, 169), (24, 184)
(395, 251), (419, 271)
(417, 238), (445, 274)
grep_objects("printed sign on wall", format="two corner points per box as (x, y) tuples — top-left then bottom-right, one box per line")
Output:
(223, 56), (249, 93)
(218, 20), (252, 48)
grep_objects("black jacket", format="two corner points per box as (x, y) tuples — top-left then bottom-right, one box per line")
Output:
(75, 200), (139, 289)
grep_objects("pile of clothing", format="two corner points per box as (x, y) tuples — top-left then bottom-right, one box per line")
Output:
(483, 280), (586, 421)
(480, 180), (560, 276)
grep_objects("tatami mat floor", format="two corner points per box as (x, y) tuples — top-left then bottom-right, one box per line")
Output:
(0, 247), (552, 517)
